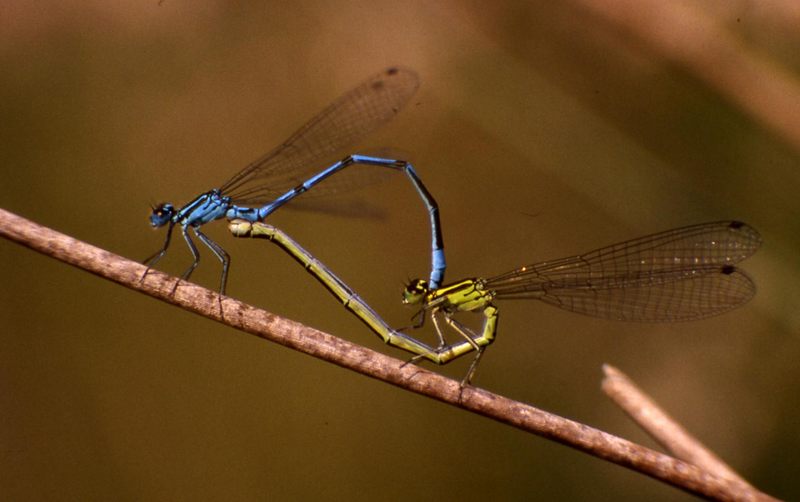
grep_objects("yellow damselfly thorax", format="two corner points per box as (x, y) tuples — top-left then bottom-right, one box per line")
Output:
(402, 278), (495, 313)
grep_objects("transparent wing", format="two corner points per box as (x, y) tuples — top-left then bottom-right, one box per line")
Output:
(485, 221), (761, 321)
(219, 67), (419, 205)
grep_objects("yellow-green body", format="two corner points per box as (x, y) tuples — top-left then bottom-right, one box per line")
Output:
(233, 219), (762, 385)
(424, 278), (494, 313)
(229, 220), (495, 374)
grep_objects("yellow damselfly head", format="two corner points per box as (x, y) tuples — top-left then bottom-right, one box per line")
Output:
(402, 278), (429, 305)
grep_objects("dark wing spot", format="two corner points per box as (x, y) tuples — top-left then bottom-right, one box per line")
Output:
(729, 221), (744, 229)
(721, 264), (736, 275)
(386, 67), (399, 76)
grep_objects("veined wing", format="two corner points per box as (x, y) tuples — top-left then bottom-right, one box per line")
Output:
(485, 221), (761, 321)
(220, 67), (419, 205)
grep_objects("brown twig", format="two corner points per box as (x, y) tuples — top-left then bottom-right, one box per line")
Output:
(0, 207), (777, 501)
(602, 364), (756, 489)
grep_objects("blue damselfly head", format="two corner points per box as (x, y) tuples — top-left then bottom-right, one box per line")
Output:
(149, 203), (174, 227)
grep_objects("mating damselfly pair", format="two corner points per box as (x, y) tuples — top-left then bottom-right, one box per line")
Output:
(144, 67), (760, 385)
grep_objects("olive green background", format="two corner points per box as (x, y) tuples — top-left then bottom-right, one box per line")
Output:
(1, 2), (798, 500)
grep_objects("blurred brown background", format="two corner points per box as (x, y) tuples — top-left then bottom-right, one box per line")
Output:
(1, 1), (798, 500)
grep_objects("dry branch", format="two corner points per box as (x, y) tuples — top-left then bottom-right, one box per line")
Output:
(602, 364), (754, 489)
(0, 207), (777, 501)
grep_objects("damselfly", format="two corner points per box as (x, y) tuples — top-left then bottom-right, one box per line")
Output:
(402, 220), (761, 384)
(144, 67), (445, 294)
(232, 219), (760, 385)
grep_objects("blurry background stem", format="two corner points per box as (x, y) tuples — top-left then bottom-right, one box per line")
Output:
(571, 0), (800, 153)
